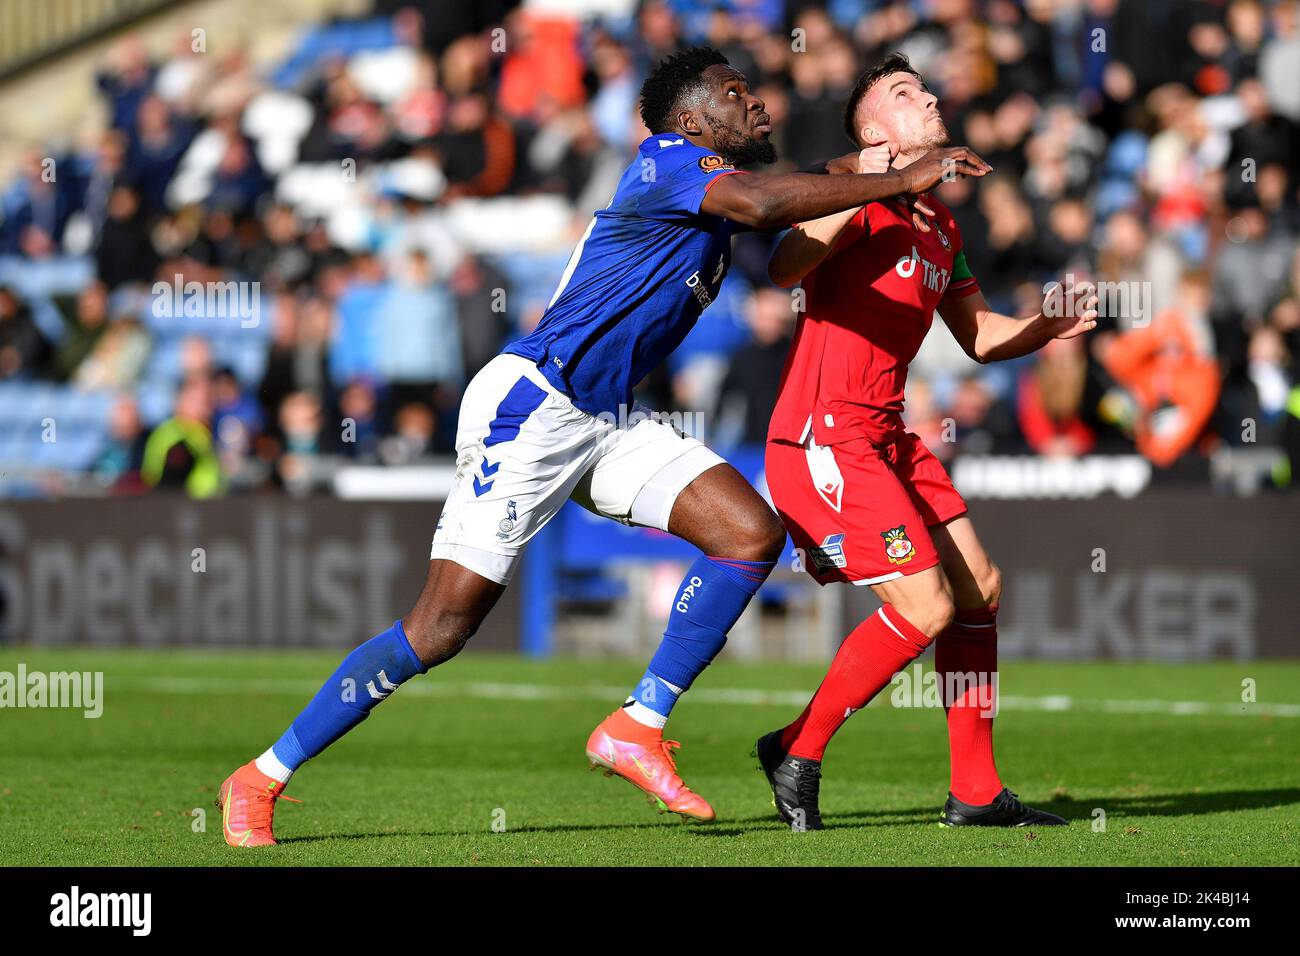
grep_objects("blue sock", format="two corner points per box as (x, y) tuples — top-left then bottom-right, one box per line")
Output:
(267, 620), (426, 775)
(623, 556), (774, 728)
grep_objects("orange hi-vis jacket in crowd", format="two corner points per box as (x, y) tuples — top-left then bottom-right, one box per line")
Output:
(1103, 311), (1220, 467)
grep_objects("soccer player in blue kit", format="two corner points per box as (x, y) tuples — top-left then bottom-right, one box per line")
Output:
(217, 47), (990, 844)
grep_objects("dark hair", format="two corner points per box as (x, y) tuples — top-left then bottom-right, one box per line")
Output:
(842, 52), (922, 146)
(639, 46), (729, 134)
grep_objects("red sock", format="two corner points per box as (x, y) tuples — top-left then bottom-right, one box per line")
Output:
(935, 604), (1002, 804)
(781, 606), (933, 761)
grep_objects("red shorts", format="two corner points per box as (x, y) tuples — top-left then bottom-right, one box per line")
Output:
(765, 431), (967, 586)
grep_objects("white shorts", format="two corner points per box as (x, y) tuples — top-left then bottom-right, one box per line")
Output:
(430, 354), (724, 584)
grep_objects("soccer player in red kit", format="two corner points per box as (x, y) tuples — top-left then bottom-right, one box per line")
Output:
(757, 54), (1098, 830)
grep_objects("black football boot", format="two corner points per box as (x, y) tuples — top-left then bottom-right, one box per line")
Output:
(941, 787), (1068, 827)
(754, 730), (824, 831)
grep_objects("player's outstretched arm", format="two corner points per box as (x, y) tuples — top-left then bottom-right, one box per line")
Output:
(767, 143), (938, 287)
(702, 146), (990, 229)
(938, 281), (1099, 364)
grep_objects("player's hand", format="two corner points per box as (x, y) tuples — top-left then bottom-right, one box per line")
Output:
(825, 141), (893, 175)
(830, 141), (935, 231)
(855, 142), (893, 175)
(824, 151), (858, 174)
(1041, 279), (1099, 339)
(906, 194), (937, 233)
(900, 146), (992, 194)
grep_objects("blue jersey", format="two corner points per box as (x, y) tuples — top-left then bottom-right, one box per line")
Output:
(505, 135), (744, 417)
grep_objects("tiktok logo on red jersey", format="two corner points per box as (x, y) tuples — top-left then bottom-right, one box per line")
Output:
(894, 245), (950, 294)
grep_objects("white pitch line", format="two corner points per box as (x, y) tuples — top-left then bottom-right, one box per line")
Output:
(111, 675), (1300, 718)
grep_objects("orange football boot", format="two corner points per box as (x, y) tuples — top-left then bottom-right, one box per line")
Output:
(585, 710), (715, 822)
(216, 761), (299, 847)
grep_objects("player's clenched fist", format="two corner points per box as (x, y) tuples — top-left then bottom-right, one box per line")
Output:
(824, 144), (889, 175)
(1040, 279), (1100, 339)
(825, 141), (937, 231)
(855, 143), (893, 174)
(900, 146), (992, 193)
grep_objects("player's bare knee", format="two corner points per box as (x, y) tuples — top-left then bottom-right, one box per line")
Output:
(704, 503), (784, 563)
(908, 580), (955, 638)
(414, 625), (474, 668)
(885, 597), (950, 640)
(902, 598), (953, 640)
(403, 608), (480, 668)
(738, 507), (786, 563)
(980, 563), (1003, 608)
(930, 593), (956, 637)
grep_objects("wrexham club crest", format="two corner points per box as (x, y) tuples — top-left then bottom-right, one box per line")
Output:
(880, 524), (916, 565)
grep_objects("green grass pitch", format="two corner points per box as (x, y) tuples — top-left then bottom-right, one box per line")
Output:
(2, 649), (1297, 866)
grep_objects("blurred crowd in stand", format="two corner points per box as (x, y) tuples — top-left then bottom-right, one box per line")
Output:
(2, 0), (1298, 497)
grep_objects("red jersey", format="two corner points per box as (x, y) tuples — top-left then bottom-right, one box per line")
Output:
(768, 195), (980, 447)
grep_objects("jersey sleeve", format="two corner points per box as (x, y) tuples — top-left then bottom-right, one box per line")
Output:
(945, 219), (980, 298)
(947, 250), (980, 298)
(635, 148), (742, 220)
